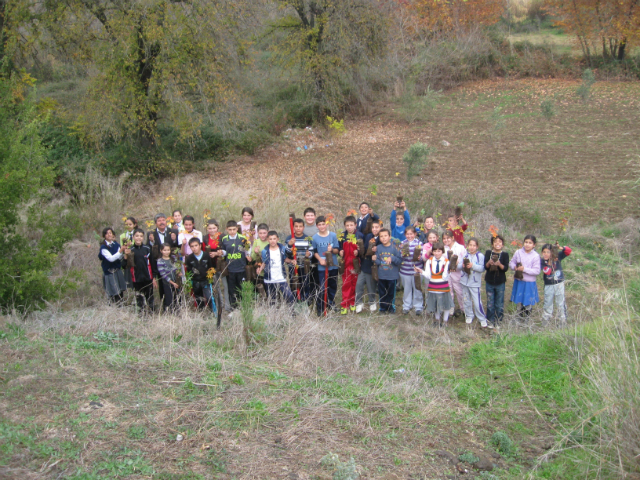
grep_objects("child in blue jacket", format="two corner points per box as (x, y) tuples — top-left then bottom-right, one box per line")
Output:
(390, 200), (411, 241)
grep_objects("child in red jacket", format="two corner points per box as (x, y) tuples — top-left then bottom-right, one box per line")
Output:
(339, 215), (363, 314)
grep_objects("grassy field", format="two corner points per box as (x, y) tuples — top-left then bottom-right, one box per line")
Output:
(1, 79), (640, 479)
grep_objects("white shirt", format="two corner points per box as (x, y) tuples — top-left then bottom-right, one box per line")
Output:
(178, 230), (203, 256)
(157, 229), (167, 244)
(444, 241), (466, 273)
(101, 241), (123, 262)
(265, 248), (285, 283)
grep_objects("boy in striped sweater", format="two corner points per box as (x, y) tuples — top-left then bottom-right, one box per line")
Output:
(399, 226), (423, 315)
(415, 242), (453, 325)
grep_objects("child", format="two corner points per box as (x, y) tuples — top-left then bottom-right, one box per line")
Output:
(374, 228), (402, 314)
(509, 235), (541, 318)
(285, 218), (314, 302)
(203, 219), (231, 312)
(238, 207), (256, 241)
(120, 217), (137, 288)
(221, 220), (252, 310)
(338, 216), (363, 314)
(356, 202), (379, 236)
(460, 237), (489, 328)
(415, 242), (453, 325)
(390, 200), (411, 242)
(99, 227), (127, 304)
(484, 234), (509, 326)
(251, 223), (270, 267)
(126, 229), (156, 314)
(120, 217), (137, 246)
(312, 216), (340, 316)
(303, 207), (319, 237)
(541, 242), (571, 322)
(399, 226), (423, 315)
(185, 238), (221, 327)
(178, 215), (203, 258)
(258, 231), (296, 306)
(171, 210), (183, 232)
(416, 216), (435, 242)
(447, 213), (468, 247)
(147, 213), (179, 304)
(157, 243), (181, 312)
(421, 230), (439, 262)
(443, 230), (466, 317)
(356, 219), (381, 312)
(303, 207), (320, 307)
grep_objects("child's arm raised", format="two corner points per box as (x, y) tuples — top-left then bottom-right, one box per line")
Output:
(402, 209), (411, 227)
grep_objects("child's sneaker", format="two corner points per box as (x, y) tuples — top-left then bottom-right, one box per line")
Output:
(350, 305), (356, 313)
(480, 320), (488, 328)
(370, 303), (377, 312)
(340, 307), (348, 315)
(416, 310), (423, 316)
(355, 304), (363, 314)
(402, 309), (410, 315)
(465, 317), (473, 324)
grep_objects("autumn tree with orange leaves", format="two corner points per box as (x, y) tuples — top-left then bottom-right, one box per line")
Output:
(398, 0), (503, 37)
(547, 0), (640, 61)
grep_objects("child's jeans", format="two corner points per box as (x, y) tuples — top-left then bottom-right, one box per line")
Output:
(355, 272), (377, 306)
(265, 281), (296, 306)
(316, 268), (338, 315)
(543, 283), (566, 321)
(400, 273), (423, 312)
(485, 282), (505, 324)
(462, 285), (487, 325)
(161, 280), (179, 312)
(227, 271), (245, 309)
(449, 271), (465, 314)
(377, 279), (397, 313)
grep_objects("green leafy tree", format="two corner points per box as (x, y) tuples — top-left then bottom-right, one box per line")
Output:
(37, 0), (245, 150)
(0, 72), (76, 310)
(269, 0), (388, 118)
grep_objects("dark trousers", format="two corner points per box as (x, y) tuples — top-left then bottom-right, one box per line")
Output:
(192, 280), (214, 310)
(133, 280), (154, 312)
(288, 264), (314, 302)
(266, 282), (296, 306)
(162, 280), (179, 312)
(316, 268), (338, 316)
(227, 271), (245, 309)
(377, 279), (397, 313)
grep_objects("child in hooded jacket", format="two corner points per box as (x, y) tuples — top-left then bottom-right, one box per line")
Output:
(541, 243), (571, 322)
(460, 237), (489, 328)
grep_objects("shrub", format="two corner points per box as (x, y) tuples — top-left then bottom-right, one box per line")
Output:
(576, 69), (596, 102)
(540, 97), (555, 120)
(402, 142), (434, 180)
(490, 431), (514, 455)
(0, 73), (77, 311)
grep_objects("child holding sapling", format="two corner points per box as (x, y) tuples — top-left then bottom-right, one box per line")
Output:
(374, 228), (402, 314)
(509, 235), (541, 319)
(125, 228), (156, 314)
(356, 202), (379, 236)
(390, 199), (411, 242)
(203, 219), (231, 312)
(541, 242), (572, 323)
(338, 215), (364, 314)
(285, 218), (314, 302)
(99, 227), (127, 304)
(460, 237), (489, 328)
(484, 234), (509, 326)
(443, 230), (466, 317)
(157, 243), (181, 312)
(447, 208), (468, 246)
(313, 216), (340, 316)
(415, 242), (452, 325)
(120, 217), (137, 288)
(185, 237), (220, 327)
(417, 216), (436, 243)
(250, 223), (270, 292)
(356, 220), (381, 312)
(421, 230), (439, 261)
(399, 226), (424, 315)
(178, 215), (203, 258)
(221, 220), (252, 310)
(257, 231), (296, 306)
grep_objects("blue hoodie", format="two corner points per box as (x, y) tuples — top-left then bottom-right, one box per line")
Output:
(260, 243), (293, 282)
(390, 209), (411, 242)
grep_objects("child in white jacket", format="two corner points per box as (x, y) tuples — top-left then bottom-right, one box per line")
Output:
(460, 238), (489, 328)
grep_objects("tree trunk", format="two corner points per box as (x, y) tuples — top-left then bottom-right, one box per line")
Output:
(618, 38), (626, 60)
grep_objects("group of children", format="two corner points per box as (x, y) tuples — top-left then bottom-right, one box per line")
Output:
(98, 201), (571, 327)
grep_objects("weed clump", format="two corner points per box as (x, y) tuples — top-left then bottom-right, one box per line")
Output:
(576, 69), (596, 102)
(540, 97), (555, 120)
(402, 142), (434, 180)
(458, 451), (480, 464)
(320, 453), (359, 480)
(490, 431), (514, 455)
